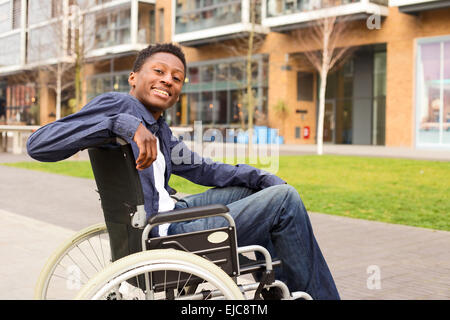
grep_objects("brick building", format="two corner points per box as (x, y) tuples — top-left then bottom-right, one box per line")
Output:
(0, 0), (449, 149)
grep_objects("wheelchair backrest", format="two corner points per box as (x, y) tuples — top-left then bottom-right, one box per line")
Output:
(88, 140), (145, 262)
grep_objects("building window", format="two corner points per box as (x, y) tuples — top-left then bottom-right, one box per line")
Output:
(175, 0), (242, 34)
(168, 55), (268, 127)
(297, 72), (313, 101)
(84, 4), (131, 50)
(86, 71), (130, 101)
(416, 37), (450, 147)
(12, 0), (21, 30)
(372, 51), (386, 146)
(158, 8), (164, 42)
(5, 84), (37, 125)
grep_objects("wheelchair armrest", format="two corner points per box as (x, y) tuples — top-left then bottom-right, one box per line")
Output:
(148, 204), (229, 226)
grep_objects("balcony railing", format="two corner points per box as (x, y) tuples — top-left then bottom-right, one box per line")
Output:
(175, 0), (246, 34)
(173, 0), (267, 47)
(0, 32), (22, 68)
(262, 0), (389, 31)
(266, 0), (387, 17)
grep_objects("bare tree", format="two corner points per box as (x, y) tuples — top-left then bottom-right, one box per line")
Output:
(293, 16), (355, 155)
(28, 0), (93, 121)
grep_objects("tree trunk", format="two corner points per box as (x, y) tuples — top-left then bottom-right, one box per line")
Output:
(74, 39), (82, 111)
(317, 68), (327, 155)
(247, 0), (255, 160)
(317, 23), (331, 155)
(56, 63), (62, 120)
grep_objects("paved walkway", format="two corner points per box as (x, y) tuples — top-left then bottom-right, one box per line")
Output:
(0, 147), (449, 300)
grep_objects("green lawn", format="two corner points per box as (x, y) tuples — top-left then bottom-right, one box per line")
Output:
(3, 155), (449, 231)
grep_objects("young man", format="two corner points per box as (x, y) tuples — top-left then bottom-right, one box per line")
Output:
(27, 43), (340, 300)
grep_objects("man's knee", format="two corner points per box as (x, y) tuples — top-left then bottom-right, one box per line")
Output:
(270, 184), (301, 200)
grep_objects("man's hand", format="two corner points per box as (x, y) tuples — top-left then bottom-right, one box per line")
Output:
(132, 123), (157, 170)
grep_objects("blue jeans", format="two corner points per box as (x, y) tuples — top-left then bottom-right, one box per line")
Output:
(167, 184), (340, 300)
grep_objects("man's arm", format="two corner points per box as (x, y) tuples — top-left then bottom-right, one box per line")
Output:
(168, 134), (286, 191)
(27, 93), (142, 162)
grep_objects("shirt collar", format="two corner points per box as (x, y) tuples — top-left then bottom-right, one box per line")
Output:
(127, 94), (165, 134)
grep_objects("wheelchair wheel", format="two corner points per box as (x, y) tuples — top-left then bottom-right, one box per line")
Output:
(34, 223), (111, 300)
(75, 249), (244, 300)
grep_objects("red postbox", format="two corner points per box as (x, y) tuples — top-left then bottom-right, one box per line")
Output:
(303, 126), (310, 139)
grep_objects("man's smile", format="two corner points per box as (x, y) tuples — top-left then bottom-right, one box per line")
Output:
(151, 87), (171, 98)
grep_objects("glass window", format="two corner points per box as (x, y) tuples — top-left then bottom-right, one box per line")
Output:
(12, 0), (21, 29)
(297, 72), (313, 101)
(200, 65), (214, 82)
(373, 51), (386, 145)
(444, 41), (450, 145)
(189, 93), (200, 125)
(417, 41), (443, 145)
(216, 91), (228, 124)
(201, 91), (214, 124)
(87, 72), (129, 100)
(230, 89), (245, 125)
(158, 8), (164, 42)
(175, 0), (242, 34)
(84, 4), (131, 50)
(138, 3), (155, 44)
(229, 60), (245, 88)
(335, 99), (353, 144)
(180, 56), (268, 126)
(188, 67), (200, 84)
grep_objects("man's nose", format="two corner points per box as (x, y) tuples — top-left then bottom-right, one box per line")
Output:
(161, 73), (173, 86)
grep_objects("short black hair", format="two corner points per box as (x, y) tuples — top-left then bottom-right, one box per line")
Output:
(132, 43), (187, 74)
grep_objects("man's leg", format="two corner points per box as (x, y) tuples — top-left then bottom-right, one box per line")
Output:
(168, 184), (340, 300)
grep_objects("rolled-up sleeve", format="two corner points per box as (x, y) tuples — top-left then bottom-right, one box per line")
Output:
(27, 93), (142, 162)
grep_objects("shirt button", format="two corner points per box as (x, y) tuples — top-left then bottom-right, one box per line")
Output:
(151, 124), (159, 133)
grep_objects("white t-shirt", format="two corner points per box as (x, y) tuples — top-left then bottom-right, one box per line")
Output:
(153, 137), (175, 236)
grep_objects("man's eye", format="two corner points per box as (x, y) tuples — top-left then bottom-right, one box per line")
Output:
(154, 69), (163, 74)
(173, 76), (181, 82)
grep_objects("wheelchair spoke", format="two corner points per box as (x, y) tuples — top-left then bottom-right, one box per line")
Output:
(97, 234), (107, 268)
(51, 272), (86, 286)
(67, 252), (91, 281)
(87, 238), (104, 269)
(177, 273), (193, 299)
(76, 244), (100, 273)
(176, 271), (181, 295)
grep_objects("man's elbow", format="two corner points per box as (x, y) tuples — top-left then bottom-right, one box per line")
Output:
(26, 136), (42, 161)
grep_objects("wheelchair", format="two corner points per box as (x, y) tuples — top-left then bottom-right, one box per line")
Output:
(34, 137), (313, 300)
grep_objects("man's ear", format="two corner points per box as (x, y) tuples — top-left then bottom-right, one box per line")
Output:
(128, 72), (136, 88)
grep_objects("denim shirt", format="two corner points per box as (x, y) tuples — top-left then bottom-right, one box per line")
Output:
(27, 92), (286, 223)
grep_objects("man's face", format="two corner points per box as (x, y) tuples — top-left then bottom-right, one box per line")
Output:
(129, 52), (185, 116)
